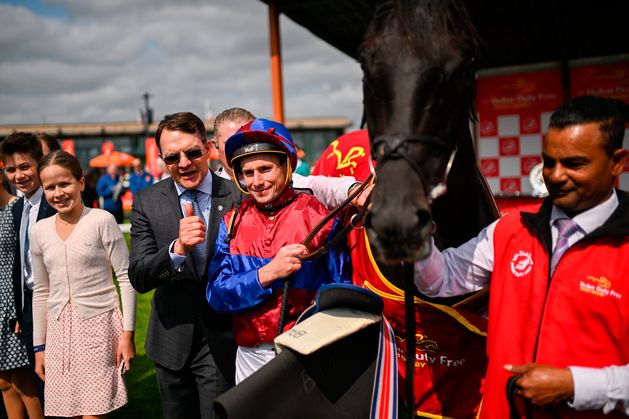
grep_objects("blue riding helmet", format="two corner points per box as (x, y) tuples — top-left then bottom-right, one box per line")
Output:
(225, 118), (298, 172)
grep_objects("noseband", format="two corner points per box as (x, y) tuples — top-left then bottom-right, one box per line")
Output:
(372, 133), (458, 203)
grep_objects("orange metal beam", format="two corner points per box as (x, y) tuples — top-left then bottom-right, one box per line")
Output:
(268, 2), (285, 123)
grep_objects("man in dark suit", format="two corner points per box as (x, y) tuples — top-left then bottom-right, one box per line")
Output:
(129, 112), (240, 419)
(1, 132), (56, 406)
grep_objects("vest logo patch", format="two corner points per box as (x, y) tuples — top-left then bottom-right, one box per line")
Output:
(510, 250), (533, 277)
(580, 276), (622, 300)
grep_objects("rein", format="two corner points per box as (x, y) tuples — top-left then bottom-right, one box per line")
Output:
(276, 175), (374, 335)
(300, 174), (374, 261)
(362, 59), (475, 205)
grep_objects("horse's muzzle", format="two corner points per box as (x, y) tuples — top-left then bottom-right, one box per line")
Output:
(365, 206), (434, 264)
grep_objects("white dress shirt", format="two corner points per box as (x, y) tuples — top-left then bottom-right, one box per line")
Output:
(21, 187), (43, 290)
(413, 191), (629, 414)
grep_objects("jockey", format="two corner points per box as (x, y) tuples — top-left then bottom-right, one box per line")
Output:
(206, 118), (351, 384)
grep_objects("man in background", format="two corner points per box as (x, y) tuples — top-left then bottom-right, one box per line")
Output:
(96, 163), (125, 223)
(36, 133), (60, 156)
(129, 158), (154, 196)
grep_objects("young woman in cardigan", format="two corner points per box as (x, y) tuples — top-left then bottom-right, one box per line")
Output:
(30, 151), (136, 418)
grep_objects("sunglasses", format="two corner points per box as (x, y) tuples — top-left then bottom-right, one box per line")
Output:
(162, 148), (204, 165)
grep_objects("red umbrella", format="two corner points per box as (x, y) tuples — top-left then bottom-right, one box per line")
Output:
(89, 141), (136, 168)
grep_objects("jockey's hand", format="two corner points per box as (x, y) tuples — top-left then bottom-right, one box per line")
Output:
(350, 182), (374, 210)
(258, 244), (308, 287)
(173, 202), (206, 256)
(505, 363), (574, 406)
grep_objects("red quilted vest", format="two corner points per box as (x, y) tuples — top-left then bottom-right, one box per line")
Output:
(480, 212), (629, 419)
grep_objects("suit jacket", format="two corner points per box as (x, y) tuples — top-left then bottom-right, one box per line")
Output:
(11, 193), (56, 321)
(129, 173), (241, 381)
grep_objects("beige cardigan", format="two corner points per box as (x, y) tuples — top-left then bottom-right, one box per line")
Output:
(30, 207), (136, 346)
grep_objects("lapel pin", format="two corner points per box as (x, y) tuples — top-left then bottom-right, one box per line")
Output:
(218, 205), (224, 211)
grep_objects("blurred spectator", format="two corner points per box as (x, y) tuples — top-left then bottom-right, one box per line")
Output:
(35, 133), (60, 156)
(129, 158), (153, 195)
(96, 164), (124, 223)
(156, 157), (170, 181)
(82, 169), (100, 208)
(294, 146), (310, 176)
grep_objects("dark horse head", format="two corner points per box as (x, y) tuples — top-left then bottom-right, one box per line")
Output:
(360, 0), (481, 263)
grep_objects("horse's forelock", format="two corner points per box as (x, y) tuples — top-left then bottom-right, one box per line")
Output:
(395, 0), (479, 120)
(396, 0), (480, 58)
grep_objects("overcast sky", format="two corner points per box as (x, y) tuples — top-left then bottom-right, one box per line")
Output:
(0, 0), (364, 128)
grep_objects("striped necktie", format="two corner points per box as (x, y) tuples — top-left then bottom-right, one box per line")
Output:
(182, 189), (207, 277)
(550, 217), (579, 275)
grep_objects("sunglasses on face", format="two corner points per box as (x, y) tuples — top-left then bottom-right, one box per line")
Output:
(162, 148), (204, 165)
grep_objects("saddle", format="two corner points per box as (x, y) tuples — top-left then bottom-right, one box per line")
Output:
(214, 284), (396, 419)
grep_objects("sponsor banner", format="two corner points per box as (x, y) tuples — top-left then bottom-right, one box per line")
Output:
(570, 60), (629, 102)
(476, 68), (564, 118)
(476, 67), (564, 195)
(477, 60), (629, 194)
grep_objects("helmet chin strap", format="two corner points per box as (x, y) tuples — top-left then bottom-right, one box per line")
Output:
(230, 170), (250, 195)
(284, 160), (293, 185)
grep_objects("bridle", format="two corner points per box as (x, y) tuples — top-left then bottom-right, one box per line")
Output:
(372, 133), (458, 203)
(362, 60), (474, 204)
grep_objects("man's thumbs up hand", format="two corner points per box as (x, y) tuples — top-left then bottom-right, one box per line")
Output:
(174, 198), (206, 255)
(184, 202), (194, 218)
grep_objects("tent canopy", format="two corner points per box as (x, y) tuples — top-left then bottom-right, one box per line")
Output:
(258, 0), (627, 69)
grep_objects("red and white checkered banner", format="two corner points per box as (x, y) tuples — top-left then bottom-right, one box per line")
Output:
(476, 58), (629, 195)
(476, 66), (563, 195)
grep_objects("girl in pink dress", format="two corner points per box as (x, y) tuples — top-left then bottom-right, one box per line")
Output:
(31, 151), (136, 418)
